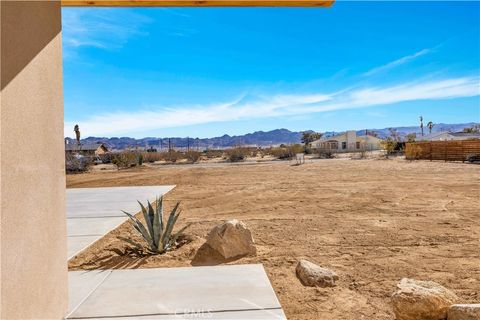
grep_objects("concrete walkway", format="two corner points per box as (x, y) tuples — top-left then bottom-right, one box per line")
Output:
(67, 264), (286, 319)
(67, 185), (175, 259)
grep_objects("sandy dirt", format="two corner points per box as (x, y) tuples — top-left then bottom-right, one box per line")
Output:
(67, 158), (480, 320)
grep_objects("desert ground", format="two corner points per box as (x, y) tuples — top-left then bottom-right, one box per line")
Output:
(67, 158), (480, 320)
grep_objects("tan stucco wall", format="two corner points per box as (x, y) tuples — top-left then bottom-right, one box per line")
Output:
(1, 1), (67, 319)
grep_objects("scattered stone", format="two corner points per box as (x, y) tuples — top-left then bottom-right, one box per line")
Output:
(448, 304), (480, 320)
(391, 278), (458, 320)
(295, 259), (338, 287)
(205, 219), (256, 259)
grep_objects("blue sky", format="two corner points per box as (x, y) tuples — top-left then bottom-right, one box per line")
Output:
(62, 2), (480, 138)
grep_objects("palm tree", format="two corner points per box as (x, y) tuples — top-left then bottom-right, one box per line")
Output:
(419, 116), (424, 136)
(427, 121), (435, 134)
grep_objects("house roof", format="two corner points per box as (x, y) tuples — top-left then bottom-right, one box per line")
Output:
(65, 143), (107, 152)
(419, 131), (480, 140)
(450, 132), (480, 138)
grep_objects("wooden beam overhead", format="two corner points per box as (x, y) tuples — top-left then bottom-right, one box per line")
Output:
(61, 0), (334, 7)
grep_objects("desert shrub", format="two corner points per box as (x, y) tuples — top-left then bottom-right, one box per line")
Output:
(380, 138), (398, 159)
(317, 150), (335, 159)
(204, 149), (224, 159)
(270, 144), (304, 160)
(303, 146), (313, 154)
(98, 153), (113, 164)
(112, 152), (139, 169)
(405, 144), (423, 160)
(122, 196), (191, 254)
(185, 150), (201, 163)
(466, 153), (480, 163)
(225, 147), (248, 162)
(65, 154), (92, 174)
(164, 150), (182, 163)
(142, 152), (163, 163)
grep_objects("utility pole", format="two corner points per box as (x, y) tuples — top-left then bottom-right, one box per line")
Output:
(187, 137), (190, 152)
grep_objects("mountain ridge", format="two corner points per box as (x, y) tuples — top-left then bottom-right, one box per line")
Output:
(65, 122), (479, 150)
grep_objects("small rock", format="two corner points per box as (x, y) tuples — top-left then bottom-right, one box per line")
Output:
(391, 278), (458, 320)
(448, 304), (480, 320)
(205, 219), (256, 259)
(295, 259), (338, 287)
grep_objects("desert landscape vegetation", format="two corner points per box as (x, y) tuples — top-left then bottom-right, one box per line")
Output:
(68, 155), (480, 320)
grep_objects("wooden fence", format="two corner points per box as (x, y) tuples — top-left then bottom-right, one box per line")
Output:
(405, 139), (480, 161)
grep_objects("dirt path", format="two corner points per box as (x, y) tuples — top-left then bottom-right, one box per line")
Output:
(67, 158), (480, 320)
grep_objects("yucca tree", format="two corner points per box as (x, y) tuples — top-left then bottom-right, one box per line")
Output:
(122, 196), (190, 254)
(427, 121), (435, 134)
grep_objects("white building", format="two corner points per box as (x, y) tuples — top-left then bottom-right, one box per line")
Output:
(418, 131), (480, 141)
(311, 130), (383, 152)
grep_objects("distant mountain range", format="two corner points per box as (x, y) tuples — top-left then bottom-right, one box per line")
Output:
(65, 122), (478, 150)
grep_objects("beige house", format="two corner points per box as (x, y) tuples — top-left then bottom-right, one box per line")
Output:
(65, 142), (109, 157)
(311, 130), (383, 152)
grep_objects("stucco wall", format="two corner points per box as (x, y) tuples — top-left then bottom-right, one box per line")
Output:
(1, 1), (67, 319)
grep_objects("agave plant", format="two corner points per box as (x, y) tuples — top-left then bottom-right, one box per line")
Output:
(122, 196), (190, 254)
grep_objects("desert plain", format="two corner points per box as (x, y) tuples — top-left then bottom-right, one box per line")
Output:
(68, 157), (480, 320)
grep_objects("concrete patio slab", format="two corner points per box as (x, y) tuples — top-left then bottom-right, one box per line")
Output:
(67, 185), (175, 259)
(67, 264), (285, 320)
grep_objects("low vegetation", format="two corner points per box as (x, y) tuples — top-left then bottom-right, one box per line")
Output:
(122, 196), (191, 254)
(65, 153), (92, 174)
(225, 147), (249, 162)
(267, 144), (304, 160)
(111, 151), (141, 169)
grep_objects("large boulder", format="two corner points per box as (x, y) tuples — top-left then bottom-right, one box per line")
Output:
(295, 259), (338, 287)
(448, 304), (480, 320)
(205, 219), (256, 259)
(391, 278), (458, 320)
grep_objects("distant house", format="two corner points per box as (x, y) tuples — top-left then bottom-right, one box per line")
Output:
(418, 131), (480, 141)
(311, 130), (383, 152)
(65, 142), (109, 157)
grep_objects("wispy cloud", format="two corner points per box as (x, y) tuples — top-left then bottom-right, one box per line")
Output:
(65, 76), (480, 137)
(62, 9), (152, 52)
(364, 48), (432, 76)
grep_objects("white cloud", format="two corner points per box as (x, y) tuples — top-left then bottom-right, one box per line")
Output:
(364, 48), (432, 76)
(61, 9), (152, 52)
(64, 76), (480, 137)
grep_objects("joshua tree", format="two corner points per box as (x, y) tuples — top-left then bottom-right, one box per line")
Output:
(419, 116), (424, 136)
(74, 124), (81, 144)
(388, 128), (399, 141)
(301, 131), (322, 145)
(427, 121), (435, 134)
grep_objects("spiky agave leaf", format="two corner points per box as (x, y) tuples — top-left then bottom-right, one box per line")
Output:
(166, 223), (192, 250)
(160, 202), (181, 249)
(147, 201), (155, 230)
(138, 201), (154, 243)
(122, 210), (154, 250)
(152, 197), (163, 250)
